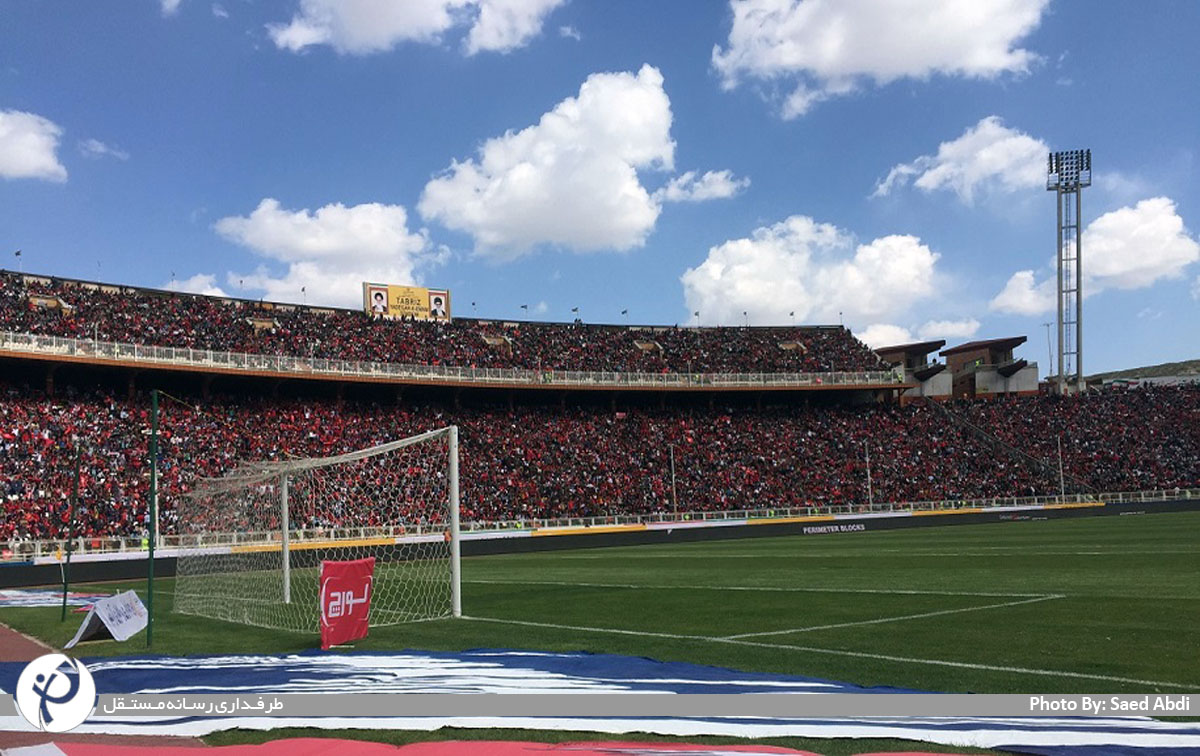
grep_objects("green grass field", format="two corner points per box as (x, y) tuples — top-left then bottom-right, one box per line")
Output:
(5, 511), (1197, 695)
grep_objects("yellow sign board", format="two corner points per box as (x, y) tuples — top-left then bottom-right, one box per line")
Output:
(363, 283), (451, 321)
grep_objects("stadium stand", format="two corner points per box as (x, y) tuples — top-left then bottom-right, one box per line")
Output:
(2, 270), (1197, 546)
(0, 271), (884, 374)
(2, 382), (1197, 541)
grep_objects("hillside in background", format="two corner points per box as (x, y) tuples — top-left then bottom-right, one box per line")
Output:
(1089, 359), (1200, 382)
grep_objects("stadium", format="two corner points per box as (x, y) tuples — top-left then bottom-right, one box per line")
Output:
(2, 2), (1199, 756)
(1, 265), (1197, 754)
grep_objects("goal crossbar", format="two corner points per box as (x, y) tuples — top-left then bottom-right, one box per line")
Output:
(174, 425), (461, 633)
(191, 426), (455, 492)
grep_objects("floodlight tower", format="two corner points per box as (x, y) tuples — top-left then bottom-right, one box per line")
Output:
(1046, 149), (1091, 394)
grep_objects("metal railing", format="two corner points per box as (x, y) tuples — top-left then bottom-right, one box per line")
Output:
(0, 330), (903, 390)
(4, 487), (1194, 562)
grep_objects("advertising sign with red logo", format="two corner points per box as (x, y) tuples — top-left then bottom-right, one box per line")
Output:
(319, 557), (375, 650)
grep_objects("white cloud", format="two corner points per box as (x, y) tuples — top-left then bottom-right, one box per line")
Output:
(989, 197), (1200, 315)
(0, 109), (68, 182)
(559, 25), (580, 41)
(1083, 197), (1199, 290)
(214, 198), (437, 307)
(465, 0), (564, 55)
(858, 323), (914, 350)
(680, 215), (941, 327)
(268, 0), (563, 55)
(165, 273), (228, 298)
(917, 317), (980, 341)
(873, 116), (1047, 203)
(856, 317), (979, 350)
(161, 0), (183, 15)
(989, 269), (1054, 315)
(713, 0), (1049, 117)
(533, 300), (548, 314)
(655, 170), (750, 203)
(212, 4), (229, 19)
(419, 64), (675, 259)
(78, 138), (129, 161)
(269, 0), (465, 52)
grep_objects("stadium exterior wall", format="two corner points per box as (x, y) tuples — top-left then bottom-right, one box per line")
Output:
(2, 497), (1197, 589)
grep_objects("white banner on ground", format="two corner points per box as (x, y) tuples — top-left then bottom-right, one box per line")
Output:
(64, 591), (147, 649)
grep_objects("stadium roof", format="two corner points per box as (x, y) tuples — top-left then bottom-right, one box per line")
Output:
(874, 340), (946, 358)
(940, 336), (1026, 357)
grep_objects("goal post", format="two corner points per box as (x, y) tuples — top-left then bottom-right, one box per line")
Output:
(448, 424), (461, 618)
(173, 425), (461, 633)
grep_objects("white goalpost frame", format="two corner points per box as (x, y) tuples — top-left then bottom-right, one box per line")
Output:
(174, 425), (462, 632)
(281, 472), (291, 605)
(449, 425), (462, 618)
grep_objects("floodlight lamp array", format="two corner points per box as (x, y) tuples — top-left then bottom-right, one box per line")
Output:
(1047, 149), (1092, 191)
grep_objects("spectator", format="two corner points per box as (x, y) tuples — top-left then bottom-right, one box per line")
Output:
(0, 271), (885, 374)
(2, 380), (1195, 541)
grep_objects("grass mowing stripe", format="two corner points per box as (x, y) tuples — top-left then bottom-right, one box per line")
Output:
(462, 615), (1197, 690)
(6, 513), (1195, 695)
(720, 595), (1065, 639)
(464, 578), (1055, 599)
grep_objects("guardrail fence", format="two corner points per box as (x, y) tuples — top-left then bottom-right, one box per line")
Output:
(0, 330), (903, 390)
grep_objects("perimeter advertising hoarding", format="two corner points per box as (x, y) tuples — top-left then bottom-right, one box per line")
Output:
(363, 283), (451, 321)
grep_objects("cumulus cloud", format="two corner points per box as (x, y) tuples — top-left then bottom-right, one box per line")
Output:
(165, 273), (228, 298)
(680, 215), (941, 327)
(214, 198), (438, 307)
(1083, 197), (1199, 289)
(78, 138), (129, 161)
(212, 4), (229, 19)
(465, 0), (564, 55)
(419, 64), (675, 259)
(856, 318), (979, 350)
(989, 269), (1054, 315)
(917, 317), (980, 341)
(269, 0), (564, 55)
(990, 197), (1200, 314)
(873, 116), (1047, 203)
(161, 0), (183, 15)
(713, 0), (1048, 117)
(0, 109), (68, 182)
(655, 170), (750, 203)
(857, 323), (915, 350)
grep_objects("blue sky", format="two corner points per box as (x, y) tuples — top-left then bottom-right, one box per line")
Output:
(1, 0), (1197, 374)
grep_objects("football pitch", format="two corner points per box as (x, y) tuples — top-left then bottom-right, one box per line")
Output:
(4, 511), (1198, 695)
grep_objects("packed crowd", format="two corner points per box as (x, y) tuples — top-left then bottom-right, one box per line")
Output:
(0, 272), (885, 374)
(3, 381), (1196, 541)
(953, 389), (1200, 493)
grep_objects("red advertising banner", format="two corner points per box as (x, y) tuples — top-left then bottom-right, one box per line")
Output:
(319, 557), (375, 650)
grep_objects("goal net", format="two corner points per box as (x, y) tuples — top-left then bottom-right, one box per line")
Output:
(173, 426), (461, 633)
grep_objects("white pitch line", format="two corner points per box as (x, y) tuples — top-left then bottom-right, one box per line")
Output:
(461, 615), (1195, 689)
(547, 549), (1198, 558)
(464, 615), (703, 643)
(464, 578), (1054, 599)
(721, 595), (1064, 639)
